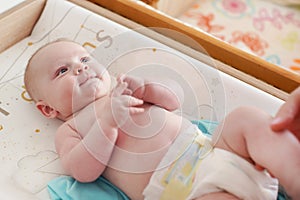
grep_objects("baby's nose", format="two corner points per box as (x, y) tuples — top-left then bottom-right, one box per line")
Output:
(74, 65), (88, 75)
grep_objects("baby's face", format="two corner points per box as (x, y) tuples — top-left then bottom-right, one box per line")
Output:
(31, 41), (111, 119)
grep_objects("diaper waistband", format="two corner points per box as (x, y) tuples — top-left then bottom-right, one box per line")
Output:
(143, 124), (213, 200)
(155, 125), (211, 170)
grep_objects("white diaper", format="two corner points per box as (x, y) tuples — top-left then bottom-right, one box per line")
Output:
(143, 125), (279, 200)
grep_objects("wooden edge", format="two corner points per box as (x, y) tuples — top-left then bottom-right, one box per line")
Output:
(87, 0), (300, 94)
(69, 0), (287, 100)
(0, 0), (46, 53)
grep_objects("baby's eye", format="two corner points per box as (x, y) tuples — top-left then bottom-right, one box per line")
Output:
(80, 56), (90, 63)
(56, 67), (68, 76)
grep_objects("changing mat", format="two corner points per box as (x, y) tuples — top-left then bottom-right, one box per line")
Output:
(0, 0), (25, 14)
(0, 0), (284, 199)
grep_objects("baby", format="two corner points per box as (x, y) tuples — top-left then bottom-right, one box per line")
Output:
(24, 40), (300, 200)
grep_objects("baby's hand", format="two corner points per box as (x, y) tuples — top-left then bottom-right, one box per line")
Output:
(107, 82), (144, 127)
(117, 74), (183, 111)
(117, 74), (145, 99)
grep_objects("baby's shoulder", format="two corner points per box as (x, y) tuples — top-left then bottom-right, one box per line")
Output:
(56, 119), (78, 136)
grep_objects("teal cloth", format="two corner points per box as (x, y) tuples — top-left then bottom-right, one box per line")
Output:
(48, 176), (129, 200)
(47, 120), (290, 200)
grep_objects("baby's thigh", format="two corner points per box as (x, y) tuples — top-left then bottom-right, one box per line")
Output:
(212, 106), (272, 158)
(192, 192), (239, 200)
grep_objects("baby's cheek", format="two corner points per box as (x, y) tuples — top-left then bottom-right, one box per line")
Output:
(89, 60), (106, 74)
(62, 82), (78, 103)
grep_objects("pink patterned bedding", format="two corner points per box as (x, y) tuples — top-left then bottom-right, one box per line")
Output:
(178, 0), (300, 73)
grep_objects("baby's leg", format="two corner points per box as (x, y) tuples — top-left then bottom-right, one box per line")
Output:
(193, 192), (239, 200)
(212, 106), (300, 199)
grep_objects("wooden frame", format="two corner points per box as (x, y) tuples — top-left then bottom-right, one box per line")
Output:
(88, 0), (300, 94)
(0, 0), (46, 53)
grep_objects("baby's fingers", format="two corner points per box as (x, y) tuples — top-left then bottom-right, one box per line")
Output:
(116, 74), (125, 83)
(127, 96), (144, 114)
(129, 107), (145, 114)
(123, 88), (133, 96)
(112, 82), (128, 97)
(127, 96), (144, 107)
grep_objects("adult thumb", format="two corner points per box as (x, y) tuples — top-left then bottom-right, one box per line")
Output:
(271, 104), (295, 131)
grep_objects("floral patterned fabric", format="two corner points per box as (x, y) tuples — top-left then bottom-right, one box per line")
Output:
(178, 0), (300, 73)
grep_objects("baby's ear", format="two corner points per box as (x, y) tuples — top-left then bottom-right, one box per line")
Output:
(36, 101), (58, 118)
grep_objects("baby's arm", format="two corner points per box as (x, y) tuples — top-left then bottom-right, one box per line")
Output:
(55, 82), (144, 182)
(119, 75), (183, 111)
(55, 122), (110, 182)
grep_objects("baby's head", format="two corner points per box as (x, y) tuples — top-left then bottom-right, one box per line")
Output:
(24, 39), (111, 121)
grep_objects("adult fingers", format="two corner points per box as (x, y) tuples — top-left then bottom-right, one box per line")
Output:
(271, 103), (295, 131)
(271, 93), (299, 131)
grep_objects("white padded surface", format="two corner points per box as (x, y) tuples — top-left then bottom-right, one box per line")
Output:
(0, 0), (283, 199)
(0, 0), (25, 14)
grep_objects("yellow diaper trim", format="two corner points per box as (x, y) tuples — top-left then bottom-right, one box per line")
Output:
(159, 131), (211, 200)
(194, 129), (208, 146)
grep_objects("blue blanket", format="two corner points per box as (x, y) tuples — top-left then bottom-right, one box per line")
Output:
(47, 120), (290, 200)
(48, 176), (129, 200)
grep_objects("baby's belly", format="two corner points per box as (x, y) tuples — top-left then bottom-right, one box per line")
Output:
(104, 106), (191, 199)
(116, 105), (190, 152)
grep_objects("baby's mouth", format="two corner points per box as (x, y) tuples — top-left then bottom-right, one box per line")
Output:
(79, 75), (97, 86)
(79, 77), (88, 86)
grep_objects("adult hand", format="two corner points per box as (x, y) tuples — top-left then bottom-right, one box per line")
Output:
(271, 86), (300, 141)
